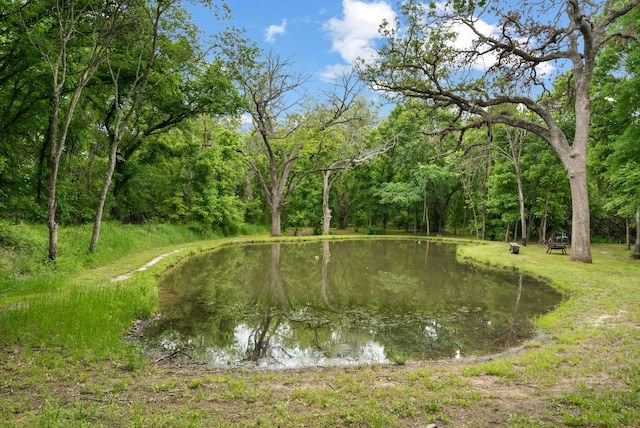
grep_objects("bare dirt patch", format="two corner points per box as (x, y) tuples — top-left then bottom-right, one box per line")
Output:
(110, 249), (183, 282)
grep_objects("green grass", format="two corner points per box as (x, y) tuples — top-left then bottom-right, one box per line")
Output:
(0, 221), (225, 360)
(1, 224), (640, 427)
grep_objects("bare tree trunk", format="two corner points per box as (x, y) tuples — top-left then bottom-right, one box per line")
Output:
(634, 207), (640, 257)
(271, 202), (282, 237)
(46, 87), (62, 261)
(425, 201), (430, 236)
(462, 208), (467, 237)
(625, 215), (630, 251)
(565, 161), (592, 263)
(465, 186), (479, 239)
(498, 125), (528, 245)
(540, 196), (549, 243)
(322, 170), (332, 235)
(481, 205), (487, 240)
(47, 67), (96, 260)
(89, 141), (119, 251)
(515, 163), (527, 245)
(46, 164), (60, 261)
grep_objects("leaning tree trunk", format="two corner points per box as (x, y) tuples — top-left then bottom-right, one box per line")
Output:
(47, 78), (86, 260)
(89, 138), (119, 251)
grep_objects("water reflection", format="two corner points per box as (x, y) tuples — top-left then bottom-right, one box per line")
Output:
(142, 240), (562, 369)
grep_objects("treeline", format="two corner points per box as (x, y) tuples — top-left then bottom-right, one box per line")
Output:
(1, 0), (639, 260)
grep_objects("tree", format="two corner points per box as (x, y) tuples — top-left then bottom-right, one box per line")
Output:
(359, 0), (640, 263)
(492, 120), (529, 244)
(234, 53), (363, 236)
(319, 144), (391, 235)
(0, 1), (51, 223)
(452, 132), (491, 239)
(591, 6), (640, 256)
(88, 0), (243, 251)
(24, 0), (125, 261)
(313, 97), (389, 235)
(89, 0), (163, 252)
(371, 105), (429, 234)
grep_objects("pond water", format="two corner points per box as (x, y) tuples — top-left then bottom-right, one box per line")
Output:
(141, 240), (562, 369)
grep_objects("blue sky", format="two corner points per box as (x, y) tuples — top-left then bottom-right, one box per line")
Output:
(189, 0), (398, 85)
(186, 0), (556, 113)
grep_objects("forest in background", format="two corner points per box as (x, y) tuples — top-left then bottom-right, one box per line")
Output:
(1, 0), (639, 262)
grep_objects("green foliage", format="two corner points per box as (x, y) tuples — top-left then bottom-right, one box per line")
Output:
(0, 221), (49, 278)
(0, 221), (223, 359)
(0, 221), (209, 299)
(114, 118), (247, 234)
(588, 7), (640, 246)
(0, 0), (637, 252)
(284, 176), (323, 232)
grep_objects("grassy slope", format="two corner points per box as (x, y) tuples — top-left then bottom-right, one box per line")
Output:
(1, 225), (639, 427)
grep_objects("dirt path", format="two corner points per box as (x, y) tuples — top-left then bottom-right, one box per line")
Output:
(110, 249), (183, 282)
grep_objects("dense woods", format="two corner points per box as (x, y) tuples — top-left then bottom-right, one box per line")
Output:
(1, 0), (639, 262)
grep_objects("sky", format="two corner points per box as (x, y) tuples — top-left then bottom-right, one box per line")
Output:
(189, 0), (398, 84)
(186, 0), (557, 113)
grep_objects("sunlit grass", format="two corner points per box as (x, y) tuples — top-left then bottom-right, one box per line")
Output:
(1, 223), (639, 426)
(0, 276), (156, 360)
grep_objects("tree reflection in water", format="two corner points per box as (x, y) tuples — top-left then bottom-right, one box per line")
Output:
(244, 243), (288, 362)
(141, 240), (562, 368)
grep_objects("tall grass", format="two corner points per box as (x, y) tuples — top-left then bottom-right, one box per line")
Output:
(0, 221), (226, 357)
(1, 275), (158, 360)
(1, 221), (215, 296)
(55, 221), (217, 273)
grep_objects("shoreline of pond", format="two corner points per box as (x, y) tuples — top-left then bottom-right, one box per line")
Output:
(130, 237), (559, 370)
(3, 228), (638, 426)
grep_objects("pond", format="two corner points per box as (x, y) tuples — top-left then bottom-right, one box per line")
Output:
(140, 239), (562, 369)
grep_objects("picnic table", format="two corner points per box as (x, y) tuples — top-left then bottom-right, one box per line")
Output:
(545, 235), (569, 254)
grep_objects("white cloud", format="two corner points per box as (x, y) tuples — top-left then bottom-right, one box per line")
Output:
(446, 18), (499, 71)
(265, 19), (287, 43)
(535, 61), (555, 78)
(436, 5), (556, 76)
(318, 63), (352, 82)
(323, 0), (396, 63)
(240, 113), (253, 126)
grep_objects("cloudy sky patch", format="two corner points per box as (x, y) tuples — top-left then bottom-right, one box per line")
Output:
(323, 0), (396, 63)
(265, 19), (287, 43)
